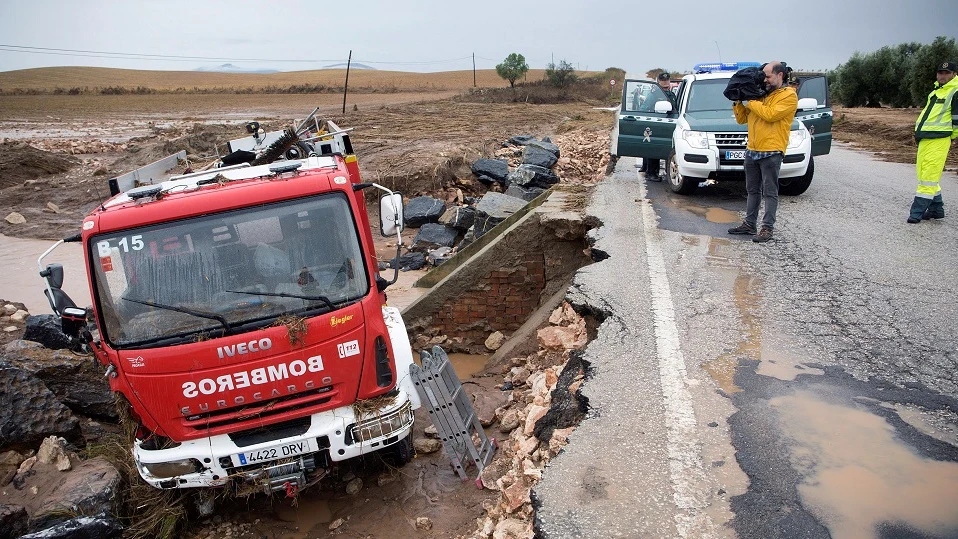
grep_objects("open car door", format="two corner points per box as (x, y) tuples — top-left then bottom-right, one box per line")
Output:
(796, 75), (833, 156)
(613, 79), (677, 160)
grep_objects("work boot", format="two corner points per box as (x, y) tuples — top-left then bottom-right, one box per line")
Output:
(752, 226), (773, 243)
(728, 222), (756, 235)
(924, 194), (945, 219)
(908, 196), (932, 223)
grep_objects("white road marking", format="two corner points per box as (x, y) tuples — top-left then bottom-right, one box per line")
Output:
(637, 172), (716, 537)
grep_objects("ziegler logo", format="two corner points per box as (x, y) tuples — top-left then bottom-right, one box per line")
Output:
(217, 338), (272, 359)
(331, 314), (354, 327)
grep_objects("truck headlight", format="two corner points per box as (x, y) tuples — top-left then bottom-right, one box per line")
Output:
(142, 459), (202, 478)
(682, 130), (709, 149)
(787, 130), (807, 149)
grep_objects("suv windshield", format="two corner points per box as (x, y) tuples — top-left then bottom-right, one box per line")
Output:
(91, 193), (368, 347)
(624, 81), (672, 113)
(686, 79), (735, 113)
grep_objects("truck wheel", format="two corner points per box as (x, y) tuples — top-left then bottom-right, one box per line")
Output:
(779, 157), (813, 196)
(666, 151), (700, 195)
(386, 435), (415, 466)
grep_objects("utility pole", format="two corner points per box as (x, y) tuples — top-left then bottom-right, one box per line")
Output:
(342, 50), (352, 114)
(473, 53), (476, 87)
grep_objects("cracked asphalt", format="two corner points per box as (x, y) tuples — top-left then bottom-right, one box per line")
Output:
(534, 146), (958, 538)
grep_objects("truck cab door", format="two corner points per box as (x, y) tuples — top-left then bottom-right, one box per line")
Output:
(796, 75), (833, 156)
(615, 79), (678, 160)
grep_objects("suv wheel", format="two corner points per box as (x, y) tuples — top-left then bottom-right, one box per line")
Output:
(667, 150), (701, 195)
(779, 157), (813, 196)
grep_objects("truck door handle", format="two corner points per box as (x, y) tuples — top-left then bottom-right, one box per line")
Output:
(623, 117), (636, 121)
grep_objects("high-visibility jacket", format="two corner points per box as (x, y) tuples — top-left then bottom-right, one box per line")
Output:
(733, 86), (798, 153)
(915, 75), (958, 141)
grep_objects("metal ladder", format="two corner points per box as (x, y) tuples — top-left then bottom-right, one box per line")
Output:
(410, 345), (496, 486)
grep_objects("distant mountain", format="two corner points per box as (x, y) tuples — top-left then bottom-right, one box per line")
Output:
(193, 63), (279, 74)
(322, 62), (376, 70)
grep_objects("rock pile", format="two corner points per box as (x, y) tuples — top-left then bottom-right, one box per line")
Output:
(389, 134), (567, 275)
(465, 302), (589, 539)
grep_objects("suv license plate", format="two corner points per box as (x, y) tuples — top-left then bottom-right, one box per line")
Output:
(231, 438), (319, 466)
(725, 150), (746, 160)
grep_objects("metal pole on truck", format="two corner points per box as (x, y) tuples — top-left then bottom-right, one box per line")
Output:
(342, 50), (352, 114)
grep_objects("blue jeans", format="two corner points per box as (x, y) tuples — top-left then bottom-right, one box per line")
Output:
(744, 153), (783, 229)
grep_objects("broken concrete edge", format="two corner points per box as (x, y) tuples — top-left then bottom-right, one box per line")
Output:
(410, 187), (554, 290)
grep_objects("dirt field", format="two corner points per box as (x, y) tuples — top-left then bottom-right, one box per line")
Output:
(833, 105), (958, 171)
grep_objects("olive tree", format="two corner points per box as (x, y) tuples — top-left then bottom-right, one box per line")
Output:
(496, 53), (529, 88)
(546, 60), (577, 88)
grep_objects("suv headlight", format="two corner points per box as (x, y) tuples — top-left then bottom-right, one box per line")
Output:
(787, 130), (807, 149)
(682, 130), (709, 149)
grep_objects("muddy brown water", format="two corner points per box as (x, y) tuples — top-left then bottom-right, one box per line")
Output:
(0, 233), (90, 314)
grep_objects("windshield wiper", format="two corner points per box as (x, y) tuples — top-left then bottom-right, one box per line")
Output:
(226, 290), (336, 312)
(122, 297), (231, 333)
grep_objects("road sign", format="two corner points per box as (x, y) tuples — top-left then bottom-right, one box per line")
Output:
(610, 79), (616, 86)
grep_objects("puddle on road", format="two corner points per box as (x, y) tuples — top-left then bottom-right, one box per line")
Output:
(878, 401), (958, 447)
(772, 391), (958, 538)
(673, 199), (741, 223)
(411, 349), (489, 379)
(699, 236), (823, 392)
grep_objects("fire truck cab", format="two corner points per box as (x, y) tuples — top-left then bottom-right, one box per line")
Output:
(40, 120), (419, 494)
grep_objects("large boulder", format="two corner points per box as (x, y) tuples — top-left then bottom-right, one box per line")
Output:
(3, 341), (115, 419)
(504, 184), (546, 202)
(0, 504), (28, 539)
(388, 252), (427, 272)
(507, 164), (560, 189)
(527, 139), (561, 157)
(410, 223), (459, 253)
(470, 159), (509, 184)
(29, 457), (121, 531)
(438, 206), (476, 231)
(22, 315), (72, 351)
(0, 366), (80, 451)
(473, 193), (527, 239)
(21, 514), (123, 539)
(403, 196), (446, 228)
(522, 145), (558, 168)
(507, 135), (537, 146)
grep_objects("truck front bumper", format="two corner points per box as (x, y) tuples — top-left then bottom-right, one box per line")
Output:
(133, 389), (415, 490)
(674, 138), (810, 180)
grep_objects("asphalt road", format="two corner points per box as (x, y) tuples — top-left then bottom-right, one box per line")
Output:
(534, 145), (958, 539)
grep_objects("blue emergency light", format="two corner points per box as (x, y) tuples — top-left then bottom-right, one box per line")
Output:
(693, 61), (760, 73)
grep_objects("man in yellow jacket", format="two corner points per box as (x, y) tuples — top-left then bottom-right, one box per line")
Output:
(908, 61), (958, 223)
(727, 62), (798, 242)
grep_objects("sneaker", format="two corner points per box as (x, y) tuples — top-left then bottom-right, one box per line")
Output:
(728, 222), (756, 235)
(752, 227), (773, 243)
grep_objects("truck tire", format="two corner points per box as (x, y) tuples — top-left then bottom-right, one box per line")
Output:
(666, 150), (701, 195)
(779, 157), (813, 196)
(385, 434), (415, 466)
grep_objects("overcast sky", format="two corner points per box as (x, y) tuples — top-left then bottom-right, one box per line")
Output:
(1, 0), (955, 75)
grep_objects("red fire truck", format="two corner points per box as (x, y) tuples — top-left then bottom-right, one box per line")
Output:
(38, 116), (420, 493)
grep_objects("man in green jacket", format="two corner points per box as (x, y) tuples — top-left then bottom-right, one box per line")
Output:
(909, 61), (958, 223)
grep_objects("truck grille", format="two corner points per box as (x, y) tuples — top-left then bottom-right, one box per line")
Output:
(714, 133), (747, 149)
(183, 386), (336, 431)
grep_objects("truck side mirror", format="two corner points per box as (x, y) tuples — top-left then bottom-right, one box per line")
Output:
(654, 101), (673, 114)
(41, 263), (65, 289)
(797, 97), (818, 111)
(380, 193), (404, 237)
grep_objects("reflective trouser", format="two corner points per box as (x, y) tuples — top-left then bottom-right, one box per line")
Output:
(915, 137), (950, 199)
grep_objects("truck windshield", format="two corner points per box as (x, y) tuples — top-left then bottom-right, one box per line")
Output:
(90, 192), (369, 347)
(686, 79), (735, 113)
